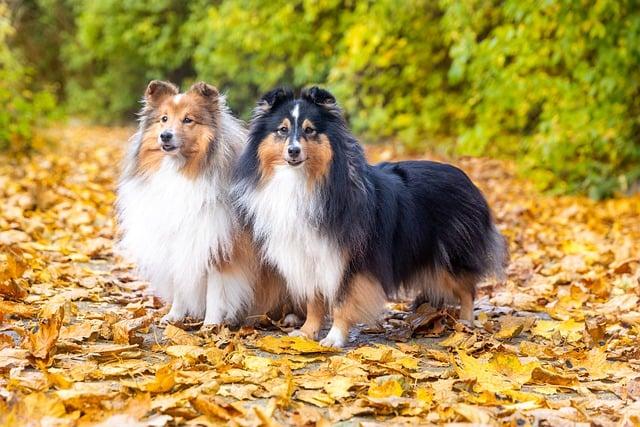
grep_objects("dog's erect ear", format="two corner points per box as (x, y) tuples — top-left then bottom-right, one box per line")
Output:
(302, 86), (337, 108)
(189, 82), (219, 99)
(254, 87), (294, 116)
(144, 80), (179, 106)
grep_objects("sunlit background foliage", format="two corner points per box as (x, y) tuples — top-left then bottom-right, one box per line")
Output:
(3, 0), (640, 198)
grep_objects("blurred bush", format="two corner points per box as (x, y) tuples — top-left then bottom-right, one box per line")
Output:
(8, 0), (640, 197)
(0, 3), (56, 152)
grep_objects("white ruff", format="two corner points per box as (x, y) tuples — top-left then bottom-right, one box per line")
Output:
(117, 158), (235, 318)
(116, 104), (251, 323)
(239, 166), (345, 302)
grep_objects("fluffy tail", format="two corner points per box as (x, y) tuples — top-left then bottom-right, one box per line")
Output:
(485, 224), (509, 281)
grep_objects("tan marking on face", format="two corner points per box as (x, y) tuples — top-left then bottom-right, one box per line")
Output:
(303, 133), (333, 185)
(136, 91), (219, 179)
(257, 134), (286, 181)
(137, 121), (165, 176)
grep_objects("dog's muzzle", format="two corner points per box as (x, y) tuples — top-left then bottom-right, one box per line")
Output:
(159, 131), (178, 152)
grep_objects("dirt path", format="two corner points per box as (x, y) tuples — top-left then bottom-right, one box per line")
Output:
(1, 124), (639, 426)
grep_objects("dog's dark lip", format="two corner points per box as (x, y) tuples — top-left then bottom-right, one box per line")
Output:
(286, 159), (305, 166)
(161, 145), (178, 153)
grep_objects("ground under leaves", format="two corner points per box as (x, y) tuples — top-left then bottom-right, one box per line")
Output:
(1, 124), (639, 426)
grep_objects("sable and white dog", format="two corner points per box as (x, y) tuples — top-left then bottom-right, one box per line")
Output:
(116, 80), (259, 325)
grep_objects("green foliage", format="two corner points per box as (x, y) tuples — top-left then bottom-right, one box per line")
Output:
(10, 0), (640, 197)
(0, 4), (56, 151)
(442, 0), (640, 198)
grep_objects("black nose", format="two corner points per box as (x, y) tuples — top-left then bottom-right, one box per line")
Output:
(287, 145), (301, 158)
(160, 131), (173, 143)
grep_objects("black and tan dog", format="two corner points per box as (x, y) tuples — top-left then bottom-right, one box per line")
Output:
(232, 87), (508, 347)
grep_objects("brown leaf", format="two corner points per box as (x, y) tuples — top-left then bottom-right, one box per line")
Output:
(530, 366), (578, 386)
(191, 395), (243, 420)
(164, 324), (203, 346)
(59, 319), (102, 342)
(0, 300), (38, 318)
(112, 314), (153, 344)
(0, 245), (28, 284)
(24, 302), (64, 359)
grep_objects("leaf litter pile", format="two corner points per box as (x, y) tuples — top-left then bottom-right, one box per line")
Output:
(1, 125), (639, 426)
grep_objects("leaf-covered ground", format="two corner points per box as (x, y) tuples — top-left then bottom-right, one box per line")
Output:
(1, 125), (639, 426)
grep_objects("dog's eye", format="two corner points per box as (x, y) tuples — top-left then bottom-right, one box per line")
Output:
(277, 126), (289, 135)
(304, 127), (315, 135)
(161, 115), (168, 123)
(183, 117), (193, 124)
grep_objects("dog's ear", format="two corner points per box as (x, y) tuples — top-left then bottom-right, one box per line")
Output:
(144, 80), (179, 106)
(301, 86), (341, 117)
(189, 82), (219, 99)
(302, 86), (337, 107)
(254, 87), (294, 116)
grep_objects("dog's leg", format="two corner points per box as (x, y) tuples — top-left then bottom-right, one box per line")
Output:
(289, 295), (324, 340)
(320, 274), (386, 348)
(458, 291), (474, 323)
(221, 268), (254, 325)
(204, 269), (227, 325)
(163, 276), (206, 323)
(203, 267), (253, 325)
(320, 306), (352, 348)
(445, 273), (476, 324)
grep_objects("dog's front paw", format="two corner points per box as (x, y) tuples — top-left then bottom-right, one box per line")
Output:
(161, 305), (187, 325)
(288, 329), (311, 339)
(319, 326), (347, 348)
(203, 309), (226, 326)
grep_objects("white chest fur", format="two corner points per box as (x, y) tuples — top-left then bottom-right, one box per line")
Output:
(241, 166), (345, 302)
(117, 159), (234, 302)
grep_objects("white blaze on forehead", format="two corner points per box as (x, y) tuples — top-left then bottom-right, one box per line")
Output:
(289, 102), (301, 146)
(173, 94), (184, 105)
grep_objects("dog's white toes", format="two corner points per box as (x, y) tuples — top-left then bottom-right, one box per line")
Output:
(282, 313), (302, 328)
(288, 329), (310, 338)
(203, 315), (224, 326)
(319, 326), (347, 348)
(160, 312), (182, 324)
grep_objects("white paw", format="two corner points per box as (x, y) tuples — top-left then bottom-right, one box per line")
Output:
(203, 313), (225, 326)
(282, 313), (302, 328)
(288, 329), (310, 338)
(161, 304), (188, 324)
(319, 326), (347, 348)
(160, 312), (182, 325)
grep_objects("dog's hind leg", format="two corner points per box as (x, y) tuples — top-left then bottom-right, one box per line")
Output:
(444, 273), (477, 323)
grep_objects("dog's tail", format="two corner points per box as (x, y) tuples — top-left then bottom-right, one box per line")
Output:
(485, 224), (509, 281)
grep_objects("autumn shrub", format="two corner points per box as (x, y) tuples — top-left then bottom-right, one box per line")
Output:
(0, 4), (56, 152)
(11, 0), (640, 197)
